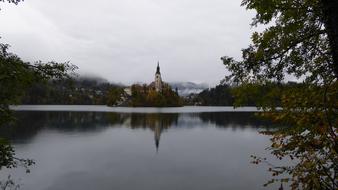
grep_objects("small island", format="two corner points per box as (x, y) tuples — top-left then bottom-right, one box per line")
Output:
(108, 62), (183, 107)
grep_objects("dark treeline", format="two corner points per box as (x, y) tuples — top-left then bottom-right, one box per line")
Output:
(21, 78), (304, 107)
(196, 84), (234, 106)
(186, 81), (303, 106)
(21, 77), (123, 105)
(20, 77), (183, 107)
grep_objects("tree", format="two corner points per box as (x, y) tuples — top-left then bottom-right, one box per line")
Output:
(222, 0), (337, 189)
(106, 87), (124, 106)
(0, 44), (76, 189)
(320, 0), (338, 76)
(130, 83), (182, 107)
(197, 84), (234, 106)
(0, 44), (77, 125)
(0, 43), (76, 184)
(0, 0), (22, 11)
(0, 0), (22, 4)
(0, 43), (76, 189)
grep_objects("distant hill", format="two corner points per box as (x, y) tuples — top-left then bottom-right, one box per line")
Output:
(169, 82), (208, 96)
(22, 76), (123, 105)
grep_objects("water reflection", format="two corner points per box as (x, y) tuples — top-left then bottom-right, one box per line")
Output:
(0, 111), (280, 190)
(129, 113), (178, 152)
(0, 112), (274, 151)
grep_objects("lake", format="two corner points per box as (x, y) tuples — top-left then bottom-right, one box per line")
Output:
(1, 106), (283, 190)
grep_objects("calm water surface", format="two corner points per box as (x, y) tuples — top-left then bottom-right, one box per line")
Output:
(1, 106), (282, 190)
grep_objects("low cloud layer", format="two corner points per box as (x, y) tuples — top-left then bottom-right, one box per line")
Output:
(0, 0), (256, 85)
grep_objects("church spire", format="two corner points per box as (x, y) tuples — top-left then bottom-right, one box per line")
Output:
(155, 61), (162, 92)
(154, 125), (162, 153)
(156, 61), (160, 74)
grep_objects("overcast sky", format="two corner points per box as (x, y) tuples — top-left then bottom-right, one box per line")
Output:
(0, 0), (257, 85)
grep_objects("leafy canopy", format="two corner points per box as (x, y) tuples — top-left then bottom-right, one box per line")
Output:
(222, 0), (337, 189)
(0, 43), (77, 124)
(223, 0), (335, 84)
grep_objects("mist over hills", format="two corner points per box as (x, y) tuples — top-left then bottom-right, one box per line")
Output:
(169, 82), (209, 96)
(75, 75), (125, 87)
(77, 75), (209, 96)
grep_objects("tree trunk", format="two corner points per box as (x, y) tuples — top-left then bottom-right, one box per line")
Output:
(321, 0), (338, 78)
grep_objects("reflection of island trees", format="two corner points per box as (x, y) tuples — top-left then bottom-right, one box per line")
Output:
(198, 112), (279, 129)
(0, 112), (278, 147)
(129, 113), (178, 129)
(0, 112), (128, 143)
(0, 112), (180, 152)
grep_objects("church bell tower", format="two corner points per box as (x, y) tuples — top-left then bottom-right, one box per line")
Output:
(155, 62), (162, 92)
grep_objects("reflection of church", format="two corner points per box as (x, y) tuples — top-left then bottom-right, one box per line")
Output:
(146, 115), (165, 153)
(151, 114), (178, 152)
(154, 124), (163, 152)
(128, 113), (178, 152)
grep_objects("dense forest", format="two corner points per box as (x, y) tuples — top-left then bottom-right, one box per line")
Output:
(185, 82), (302, 107)
(21, 76), (304, 107)
(21, 77), (123, 105)
(20, 77), (183, 107)
(193, 84), (234, 106)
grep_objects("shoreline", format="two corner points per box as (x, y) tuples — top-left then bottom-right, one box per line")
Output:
(9, 105), (262, 113)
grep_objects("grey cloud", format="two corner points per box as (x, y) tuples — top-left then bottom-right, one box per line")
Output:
(0, 0), (256, 85)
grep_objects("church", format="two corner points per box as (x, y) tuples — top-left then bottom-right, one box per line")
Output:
(127, 61), (182, 107)
(150, 62), (164, 92)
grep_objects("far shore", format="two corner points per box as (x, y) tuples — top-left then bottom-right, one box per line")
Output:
(9, 105), (263, 113)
